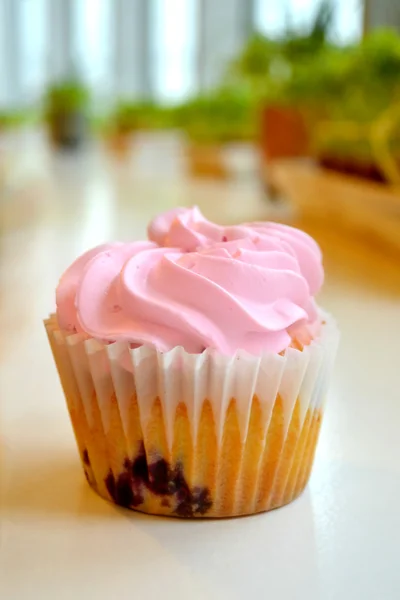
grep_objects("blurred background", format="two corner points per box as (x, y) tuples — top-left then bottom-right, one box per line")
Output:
(1, 0), (400, 334)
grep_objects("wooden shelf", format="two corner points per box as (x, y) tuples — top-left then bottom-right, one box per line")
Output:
(268, 159), (400, 255)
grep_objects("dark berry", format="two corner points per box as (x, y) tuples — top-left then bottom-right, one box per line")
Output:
(172, 464), (191, 504)
(173, 485), (212, 517)
(82, 449), (90, 466)
(193, 487), (212, 515)
(131, 444), (149, 484)
(175, 499), (194, 518)
(148, 459), (173, 495)
(115, 472), (135, 507)
(105, 470), (116, 500)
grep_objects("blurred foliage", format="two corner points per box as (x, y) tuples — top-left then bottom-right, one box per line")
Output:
(232, 25), (400, 120)
(107, 101), (176, 134)
(281, 0), (334, 60)
(228, 0), (335, 103)
(328, 30), (400, 121)
(174, 87), (256, 143)
(44, 81), (90, 116)
(2, 0), (400, 167)
(0, 109), (37, 129)
(173, 0), (336, 144)
(229, 14), (400, 166)
(231, 34), (279, 84)
(310, 29), (400, 171)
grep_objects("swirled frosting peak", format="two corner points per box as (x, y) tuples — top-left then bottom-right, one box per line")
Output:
(56, 225), (323, 353)
(148, 206), (323, 295)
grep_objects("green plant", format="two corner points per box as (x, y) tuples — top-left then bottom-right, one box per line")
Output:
(329, 29), (400, 121)
(234, 26), (400, 121)
(280, 45), (352, 108)
(0, 109), (37, 129)
(308, 29), (400, 182)
(175, 88), (256, 144)
(229, 0), (336, 103)
(44, 81), (90, 116)
(229, 35), (279, 83)
(281, 0), (334, 61)
(226, 12), (400, 174)
(109, 101), (176, 133)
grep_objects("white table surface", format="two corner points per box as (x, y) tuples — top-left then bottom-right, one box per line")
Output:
(1, 133), (400, 599)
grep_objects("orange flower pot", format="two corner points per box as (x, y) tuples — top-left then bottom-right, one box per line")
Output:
(186, 144), (229, 180)
(260, 105), (309, 162)
(105, 131), (133, 160)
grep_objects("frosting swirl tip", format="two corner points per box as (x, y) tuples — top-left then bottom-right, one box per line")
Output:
(57, 206), (324, 354)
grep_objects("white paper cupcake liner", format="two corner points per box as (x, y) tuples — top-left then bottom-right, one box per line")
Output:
(44, 311), (339, 517)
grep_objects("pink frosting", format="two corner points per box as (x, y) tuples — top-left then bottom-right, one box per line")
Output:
(56, 228), (322, 354)
(56, 241), (157, 333)
(148, 206), (323, 296)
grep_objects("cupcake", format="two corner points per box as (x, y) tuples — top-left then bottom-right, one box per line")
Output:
(45, 207), (339, 517)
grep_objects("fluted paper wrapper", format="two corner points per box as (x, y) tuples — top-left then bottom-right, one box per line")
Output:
(44, 313), (339, 518)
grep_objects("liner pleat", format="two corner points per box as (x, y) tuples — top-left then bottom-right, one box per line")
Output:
(44, 313), (339, 518)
